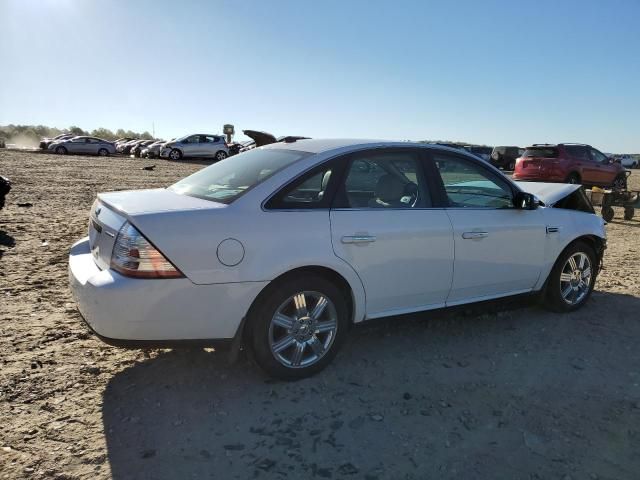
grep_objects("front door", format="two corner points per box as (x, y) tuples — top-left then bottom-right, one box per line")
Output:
(330, 149), (454, 317)
(588, 148), (617, 186)
(428, 152), (546, 304)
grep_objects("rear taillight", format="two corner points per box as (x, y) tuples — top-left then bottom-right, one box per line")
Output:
(110, 222), (183, 279)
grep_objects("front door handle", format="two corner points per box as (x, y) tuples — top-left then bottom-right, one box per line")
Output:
(341, 235), (376, 244)
(462, 231), (488, 239)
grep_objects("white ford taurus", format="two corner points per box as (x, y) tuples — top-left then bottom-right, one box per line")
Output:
(69, 139), (606, 378)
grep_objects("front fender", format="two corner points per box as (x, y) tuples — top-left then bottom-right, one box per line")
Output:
(534, 208), (606, 290)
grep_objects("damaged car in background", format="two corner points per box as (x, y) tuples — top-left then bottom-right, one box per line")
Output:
(69, 140), (606, 379)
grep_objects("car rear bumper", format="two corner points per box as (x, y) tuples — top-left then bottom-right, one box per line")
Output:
(68, 237), (267, 344)
(512, 172), (565, 182)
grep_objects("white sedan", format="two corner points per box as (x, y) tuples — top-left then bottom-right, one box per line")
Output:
(69, 140), (606, 379)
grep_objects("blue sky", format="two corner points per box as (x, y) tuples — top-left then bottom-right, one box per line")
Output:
(1, 0), (639, 151)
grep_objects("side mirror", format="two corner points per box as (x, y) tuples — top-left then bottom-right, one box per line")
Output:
(514, 191), (540, 210)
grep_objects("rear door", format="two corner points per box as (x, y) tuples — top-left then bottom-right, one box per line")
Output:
(428, 152), (546, 304)
(565, 145), (597, 184)
(329, 148), (454, 317)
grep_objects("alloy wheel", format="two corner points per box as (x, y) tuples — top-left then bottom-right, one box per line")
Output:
(169, 150), (180, 160)
(559, 252), (592, 306)
(269, 291), (338, 368)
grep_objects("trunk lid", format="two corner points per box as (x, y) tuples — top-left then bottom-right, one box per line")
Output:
(89, 189), (224, 270)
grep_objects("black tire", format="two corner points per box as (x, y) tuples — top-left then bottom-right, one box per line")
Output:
(55, 146), (67, 155)
(246, 274), (349, 380)
(98, 148), (109, 157)
(601, 205), (614, 222)
(543, 241), (597, 313)
(507, 160), (516, 171)
(215, 150), (228, 161)
(566, 173), (580, 184)
(612, 174), (627, 191)
(168, 148), (182, 161)
(624, 207), (635, 221)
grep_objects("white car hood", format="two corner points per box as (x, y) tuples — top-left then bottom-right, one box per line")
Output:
(514, 182), (581, 206)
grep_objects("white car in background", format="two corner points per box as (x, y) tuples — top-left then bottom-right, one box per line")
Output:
(160, 134), (228, 161)
(69, 140), (606, 379)
(618, 155), (638, 169)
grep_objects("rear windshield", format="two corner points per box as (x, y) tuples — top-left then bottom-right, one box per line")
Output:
(169, 148), (310, 204)
(523, 147), (558, 158)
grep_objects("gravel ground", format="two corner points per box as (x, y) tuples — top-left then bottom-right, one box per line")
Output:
(1, 150), (639, 480)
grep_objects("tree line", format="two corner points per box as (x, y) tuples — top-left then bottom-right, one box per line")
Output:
(0, 124), (154, 144)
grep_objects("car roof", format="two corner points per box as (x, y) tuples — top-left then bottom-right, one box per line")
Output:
(261, 138), (403, 154)
(259, 138), (485, 157)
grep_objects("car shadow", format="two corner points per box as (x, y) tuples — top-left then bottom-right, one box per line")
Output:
(101, 291), (640, 479)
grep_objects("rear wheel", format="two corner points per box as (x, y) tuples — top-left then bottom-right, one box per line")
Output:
(98, 148), (109, 156)
(612, 174), (627, 191)
(543, 241), (596, 312)
(169, 148), (182, 161)
(507, 160), (516, 171)
(246, 274), (348, 380)
(566, 173), (580, 184)
(624, 207), (635, 221)
(55, 146), (67, 155)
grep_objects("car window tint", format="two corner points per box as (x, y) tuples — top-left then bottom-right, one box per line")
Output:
(565, 145), (589, 160)
(274, 168), (333, 207)
(342, 152), (426, 208)
(590, 149), (607, 163)
(433, 154), (514, 209)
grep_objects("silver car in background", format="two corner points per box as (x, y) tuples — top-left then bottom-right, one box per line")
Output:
(160, 134), (228, 161)
(48, 136), (116, 156)
(141, 139), (168, 159)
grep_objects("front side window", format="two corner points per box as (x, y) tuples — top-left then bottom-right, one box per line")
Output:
(72, 137), (86, 143)
(339, 151), (427, 208)
(170, 148), (309, 204)
(590, 149), (607, 163)
(433, 154), (514, 208)
(182, 135), (199, 144)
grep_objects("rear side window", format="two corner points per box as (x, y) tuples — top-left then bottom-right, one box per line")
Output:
(564, 145), (589, 160)
(337, 151), (429, 209)
(523, 147), (558, 158)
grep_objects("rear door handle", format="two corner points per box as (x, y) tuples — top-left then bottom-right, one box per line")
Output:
(462, 231), (488, 239)
(341, 235), (376, 244)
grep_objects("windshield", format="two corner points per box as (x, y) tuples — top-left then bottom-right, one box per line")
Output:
(169, 148), (310, 204)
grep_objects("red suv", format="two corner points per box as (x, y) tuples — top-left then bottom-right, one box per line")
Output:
(513, 143), (628, 190)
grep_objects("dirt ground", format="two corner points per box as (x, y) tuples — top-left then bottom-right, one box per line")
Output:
(1, 150), (639, 480)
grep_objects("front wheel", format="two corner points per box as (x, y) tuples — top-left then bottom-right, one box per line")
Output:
(215, 150), (228, 161)
(98, 148), (109, 156)
(55, 146), (67, 155)
(168, 148), (182, 161)
(246, 275), (348, 380)
(543, 241), (597, 313)
(507, 160), (516, 171)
